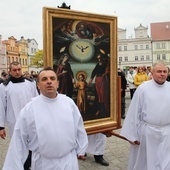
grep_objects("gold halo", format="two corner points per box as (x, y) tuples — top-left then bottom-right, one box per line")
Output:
(76, 71), (87, 81)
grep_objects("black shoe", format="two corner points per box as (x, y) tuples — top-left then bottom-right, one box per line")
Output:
(95, 157), (109, 166)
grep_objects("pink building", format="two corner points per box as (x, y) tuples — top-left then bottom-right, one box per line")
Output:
(0, 35), (7, 74)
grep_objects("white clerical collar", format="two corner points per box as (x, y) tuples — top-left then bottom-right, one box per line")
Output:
(40, 93), (58, 103)
(152, 79), (166, 87)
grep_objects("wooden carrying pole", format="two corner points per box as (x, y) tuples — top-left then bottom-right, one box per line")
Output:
(110, 131), (128, 141)
(103, 130), (128, 141)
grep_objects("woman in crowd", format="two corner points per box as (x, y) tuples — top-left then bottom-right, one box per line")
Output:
(134, 66), (148, 87)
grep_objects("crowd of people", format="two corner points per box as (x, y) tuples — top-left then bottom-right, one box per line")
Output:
(1, 60), (170, 169)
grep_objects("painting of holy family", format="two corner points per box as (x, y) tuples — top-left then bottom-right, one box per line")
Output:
(43, 7), (121, 134)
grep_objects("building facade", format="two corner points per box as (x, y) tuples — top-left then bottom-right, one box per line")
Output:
(27, 38), (39, 73)
(0, 35), (7, 74)
(17, 36), (29, 73)
(1, 36), (39, 74)
(118, 24), (152, 73)
(2, 36), (20, 70)
(151, 22), (170, 67)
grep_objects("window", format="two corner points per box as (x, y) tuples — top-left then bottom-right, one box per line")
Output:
(31, 48), (33, 53)
(25, 59), (28, 65)
(8, 57), (10, 65)
(162, 54), (166, 60)
(2, 57), (5, 64)
(21, 48), (25, 52)
(34, 48), (36, 53)
(162, 43), (166, 48)
(157, 54), (160, 60)
(140, 45), (143, 49)
(10, 41), (14, 47)
(134, 45), (138, 50)
(135, 56), (138, 61)
(156, 43), (160, 49)
(124, 46), (127, 51)
(124, 56), (128, 61)
(119, 57), (122, 62)
(146, 44), (149, 49)
(119, 46), (122, 51)
(146, 55), (150, 60)
(140, 56), (144, 61)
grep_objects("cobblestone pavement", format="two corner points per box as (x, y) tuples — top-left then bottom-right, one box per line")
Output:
(0, 94), (131, 170)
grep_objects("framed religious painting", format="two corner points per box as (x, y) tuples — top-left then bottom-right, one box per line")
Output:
(43, 7), (121, 134)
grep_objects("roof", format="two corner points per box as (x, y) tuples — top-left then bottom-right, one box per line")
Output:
(151, 22), (170, 40)
(118, 28), (126, 32)
(134, 23), (148, 30)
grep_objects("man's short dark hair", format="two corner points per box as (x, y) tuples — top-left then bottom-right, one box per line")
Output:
(37, 67), (56, 82)
(9, 61), (21, 71)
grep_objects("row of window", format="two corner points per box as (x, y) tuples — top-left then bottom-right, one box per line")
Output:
(1, 56), (29, 66)
(119, 42), (167, 51)
(157, 54), (166, 60)
(31, 48), (36, 53)
(7, 47), (36, 53)
(119, 44), (150, 51)
(7, 57), (28, 65)
(119, 53), (167, 62)
(119, 55), (150, 62)
(156, 43), (166, 49)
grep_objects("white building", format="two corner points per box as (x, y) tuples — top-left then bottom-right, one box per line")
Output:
(118, 24), (152, 72)
(27, 38), (40, 73)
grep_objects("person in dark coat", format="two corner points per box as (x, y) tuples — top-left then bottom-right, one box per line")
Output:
(0, 71), (8, 84)
(118, 68), (127, 119)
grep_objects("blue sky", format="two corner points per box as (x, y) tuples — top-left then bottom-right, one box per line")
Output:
(0, 0), (169, 49)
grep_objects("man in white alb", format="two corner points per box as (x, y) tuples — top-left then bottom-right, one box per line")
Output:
(86, 133), (109, 166)
(2, 67), (88, 170)
(120, 62), (170, 170)
(0, 61), (38, 170)
(0, 61), (38, 138)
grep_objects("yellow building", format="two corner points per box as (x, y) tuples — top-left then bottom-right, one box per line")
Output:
(17, 36), (29, 73)
(2, 36), (19, 70)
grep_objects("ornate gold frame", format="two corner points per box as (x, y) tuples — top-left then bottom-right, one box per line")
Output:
(43, 7), (120, 134)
